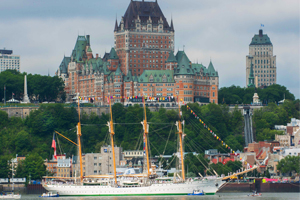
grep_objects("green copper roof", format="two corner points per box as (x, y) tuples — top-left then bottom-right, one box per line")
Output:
(114, 64), (123, 76)
(175, 51), (184, 62)
(166, 51), (177, 63)
(207, 61), (218, 76)
(174, 51), (194, 75)
(133, 75), (138, 82)
(71, 35), (87, 63)
(59, 56), (71, 74)
(109, 47), (119, 60)
(191, 63), (208, 74)
(87, 46), (92, 52)
(124, 70), (133, 82)
(102, 62), (111, 75)
(250, 29), (272, 45)
(138, 70), (174, 83)
(96, 57), (104, 67)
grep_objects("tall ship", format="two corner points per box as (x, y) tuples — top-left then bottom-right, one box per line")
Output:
(42, 97), (227, 196)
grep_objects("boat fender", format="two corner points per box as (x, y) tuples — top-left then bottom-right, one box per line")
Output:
(215, 183), (218, 187)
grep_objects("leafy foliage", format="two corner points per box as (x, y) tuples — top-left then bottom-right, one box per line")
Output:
(0, 155), (12, 178)
(253, 100), (299, 141)
(0, 93), (298, 178)
(15, 153), (48, 180)
(0, 70), (65, 102)
(210, 161), (242, 176)
(277, 155), (300, 175)
(218, 84), (295, 104)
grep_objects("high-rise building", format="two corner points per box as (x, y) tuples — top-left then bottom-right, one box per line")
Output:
(0, 49), (20, 73)
(114, 0), (174, 76)
(246, 29), (276, 87)
(57, 0), (219, 105)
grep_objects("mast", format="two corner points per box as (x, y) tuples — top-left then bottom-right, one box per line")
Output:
(141, 96), (150, 176)
(176, 97), (185, 181)
(107, 98), (117, 185)
(77, 96), (84, 183)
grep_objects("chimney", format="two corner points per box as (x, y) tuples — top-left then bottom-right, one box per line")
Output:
(259, 29), (263, 37)
(96, 53), (99, 59)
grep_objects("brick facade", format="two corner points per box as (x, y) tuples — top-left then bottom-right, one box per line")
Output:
(56, 0), (219, 105)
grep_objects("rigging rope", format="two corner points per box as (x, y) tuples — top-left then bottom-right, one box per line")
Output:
(162, 124), (174, 156)
(185, 116), (243, 170)
(187, 117), (235, 156)
(56, 132), (63, 155)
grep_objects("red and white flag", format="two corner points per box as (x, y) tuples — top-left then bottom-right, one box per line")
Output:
(52, 133), (57, 159)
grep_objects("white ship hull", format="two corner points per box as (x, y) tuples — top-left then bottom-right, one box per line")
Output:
(43, 179), (224, 196)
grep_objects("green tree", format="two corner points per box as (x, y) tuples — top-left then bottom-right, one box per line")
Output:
(277, 155), (300, 176)
(0, 70), (64, 102)
(0, 155), (12, 178)
(15, 153), (47, 180)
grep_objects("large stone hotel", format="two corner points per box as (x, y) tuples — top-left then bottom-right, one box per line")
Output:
(57, 0), (219, 105)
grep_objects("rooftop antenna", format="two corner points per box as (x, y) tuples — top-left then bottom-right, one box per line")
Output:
(183, 45), (185, 51)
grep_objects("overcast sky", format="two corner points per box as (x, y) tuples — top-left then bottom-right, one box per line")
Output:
(0, 0), (299, 98)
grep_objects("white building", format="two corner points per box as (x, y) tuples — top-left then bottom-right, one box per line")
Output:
(0, 49), (20, 73)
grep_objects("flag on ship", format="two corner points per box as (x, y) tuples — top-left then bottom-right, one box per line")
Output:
(52, 133), (57, 159)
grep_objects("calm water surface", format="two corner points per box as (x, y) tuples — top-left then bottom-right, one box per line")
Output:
(20, 193), (299, 200)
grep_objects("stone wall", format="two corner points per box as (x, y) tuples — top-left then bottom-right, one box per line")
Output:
(0, 104), (263, 119)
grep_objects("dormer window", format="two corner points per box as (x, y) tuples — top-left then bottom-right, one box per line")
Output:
(182, 65), (185, 68)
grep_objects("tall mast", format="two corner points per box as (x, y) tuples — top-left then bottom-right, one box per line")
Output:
(77, 96), (84, 183)
(107, 98), (117, 184)
(141, 96), (150, 176)
(176, 97), (185, 181)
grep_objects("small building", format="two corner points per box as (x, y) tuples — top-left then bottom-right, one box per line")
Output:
(45, 159), (57, 176)
(204, 149), (239, 165)
(73, 146), (123, 176)
(56, 158), (71, 178)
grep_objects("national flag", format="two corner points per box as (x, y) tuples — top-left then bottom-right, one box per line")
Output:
(52, 133), (57, 159)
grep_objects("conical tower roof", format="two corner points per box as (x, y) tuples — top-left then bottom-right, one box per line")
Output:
(166, 51), (177, 63)
(114, 64), (123, 76)
(109, 47), (119, 60)
(124, 70), (133, 82)
(114, 19), (118, 32)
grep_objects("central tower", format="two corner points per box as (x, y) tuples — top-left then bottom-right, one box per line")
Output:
(114, 0), (175, 76)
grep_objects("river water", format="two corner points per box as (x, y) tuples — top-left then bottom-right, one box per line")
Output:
(19, 193), (299, 200)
